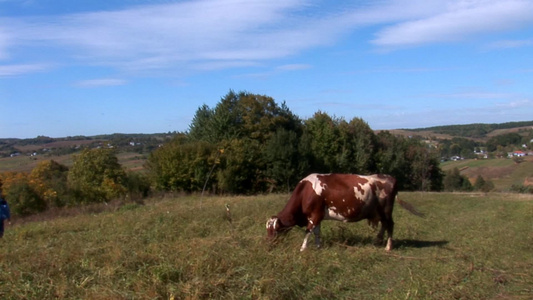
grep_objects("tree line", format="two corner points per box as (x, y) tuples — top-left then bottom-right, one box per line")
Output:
(1, 90), (473, 216)
(147, 91), (443, 194)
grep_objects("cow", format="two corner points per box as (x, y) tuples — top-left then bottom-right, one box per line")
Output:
(266, 173), (423, 251)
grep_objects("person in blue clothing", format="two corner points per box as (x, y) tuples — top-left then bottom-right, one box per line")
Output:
(0, 196), (11, 238)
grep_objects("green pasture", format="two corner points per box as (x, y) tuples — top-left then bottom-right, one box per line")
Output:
(1, 192), (531, 299)
(442, 157), (532, 190)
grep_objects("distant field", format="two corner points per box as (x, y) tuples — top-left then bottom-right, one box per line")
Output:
(0, 152), (147, 173)
(442, 156), (533, 190)
(0, 192), (531, 299)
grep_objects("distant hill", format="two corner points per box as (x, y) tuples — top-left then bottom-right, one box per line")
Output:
(404, 121), (533, 139)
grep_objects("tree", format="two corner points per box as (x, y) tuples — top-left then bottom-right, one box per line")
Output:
(216, 138), (264, 194)
(147, 136), (218, 192)
(473, 175), (494, 193)
(486, 133), (522, 152)
(375, 132), (443, 191)
(68, 148), (127, 204)
(0, 171), (46, 216)
(5, 179), (46, 216)
(188, 90), (301, 145)
(443, 168), (472, 192)
(263, 129), (301, 192)
(30, 160), (69, 208)
(337, 117), (376, 174)
(303, 112), (341, 172)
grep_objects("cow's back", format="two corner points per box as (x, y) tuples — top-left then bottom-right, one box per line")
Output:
(300, 173), (378, 222)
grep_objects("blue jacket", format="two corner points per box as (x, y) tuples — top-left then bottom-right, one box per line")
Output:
(0, 199), (10, 221)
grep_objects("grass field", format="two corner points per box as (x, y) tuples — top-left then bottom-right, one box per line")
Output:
(1, 192), (532, 299)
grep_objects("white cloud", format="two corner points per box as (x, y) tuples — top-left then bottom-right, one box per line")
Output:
(75, 78), (127, 87)
(4, 0), (312, 72)
(276, 64), (311, 71)
(2, 0), (533, 75)
(372, 0), (533, 48)
(498, 99), (532, 108)
(0, 63), (50, 76)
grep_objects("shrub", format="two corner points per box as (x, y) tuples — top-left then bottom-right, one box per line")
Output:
(443, 168), (473, 192)
(473, 175), (495, 193)
(5, 181), (47, 216)
(509, 184), (533, 194)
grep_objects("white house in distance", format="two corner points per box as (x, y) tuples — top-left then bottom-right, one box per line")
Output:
(508, 150), (526, 158)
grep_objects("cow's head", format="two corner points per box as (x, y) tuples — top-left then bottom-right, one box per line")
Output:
(266, 216), (282, 238)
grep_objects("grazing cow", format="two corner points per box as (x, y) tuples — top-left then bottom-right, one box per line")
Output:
(266, 173), (422, 251)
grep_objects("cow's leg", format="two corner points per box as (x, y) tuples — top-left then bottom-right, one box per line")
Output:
(300, 217), (323, 251)
(376, 222), (385, 245)
(385, 218), (394, 251)
(377, 206), (395, 251)
(313, 224), (322, 248)
(301, 230), (312, 251)
(374, 210), (386, 245)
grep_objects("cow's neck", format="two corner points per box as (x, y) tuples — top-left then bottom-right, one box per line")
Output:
(277, 195), (305, 228)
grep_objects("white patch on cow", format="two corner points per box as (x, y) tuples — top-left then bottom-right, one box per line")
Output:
(324, 207), (348, 222)
(353, 179), (373, 203)
(301, 173), (327, 196)
(266, 217), (279, 230)
(385, 237), (393, 251)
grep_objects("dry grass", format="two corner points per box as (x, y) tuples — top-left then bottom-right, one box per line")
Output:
(0, 192), (532, 299)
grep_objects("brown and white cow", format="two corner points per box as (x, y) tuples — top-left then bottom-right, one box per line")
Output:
(266, 173), (422, 251)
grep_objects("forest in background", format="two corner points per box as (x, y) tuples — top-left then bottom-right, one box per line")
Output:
(1, 90), (532, 217)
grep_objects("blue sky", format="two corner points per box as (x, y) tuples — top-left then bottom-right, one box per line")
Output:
(1, 0), (533, 138)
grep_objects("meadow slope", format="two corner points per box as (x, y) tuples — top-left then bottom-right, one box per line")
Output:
(0, 192), (532, 299)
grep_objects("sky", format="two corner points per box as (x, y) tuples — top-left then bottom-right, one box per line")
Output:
(1, 0), (533, 139)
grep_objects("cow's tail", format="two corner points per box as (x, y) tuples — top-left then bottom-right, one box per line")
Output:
(396, 195), (425, 217)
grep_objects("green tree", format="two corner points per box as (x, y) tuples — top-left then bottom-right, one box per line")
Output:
(1, 172), (46, 216)
(303, 112), (341, 172)
(30, 160), (69, 208)
(216, 138), (264, 194)
(473, 175), (494, 192)
(376, 132), (443, 191)
(263, 129), (301, 192)
(486, 133), (522, 152)
(68, 148), (127, 204)
(5, 180), (46, 216)
(443, 168), (472, 192)
(183, 90), (302, 193)
(337, 117), (376, 174)
(147, 135), (217, 192)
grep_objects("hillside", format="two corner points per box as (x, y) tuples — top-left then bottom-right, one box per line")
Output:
(441, 156), (533, 191)
(405, 121), (533, 140)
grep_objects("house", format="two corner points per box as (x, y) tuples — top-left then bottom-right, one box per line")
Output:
(509, 151), (526, 158)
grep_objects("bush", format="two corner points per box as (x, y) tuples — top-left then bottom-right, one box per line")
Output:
(509, 184), (533, 194)
(443, 168), (473, 192)
(68, 148), (127, 204)
(125, 172), (151, 200)
(5, 181), (47, 216)
(473, 175), (495, 193)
